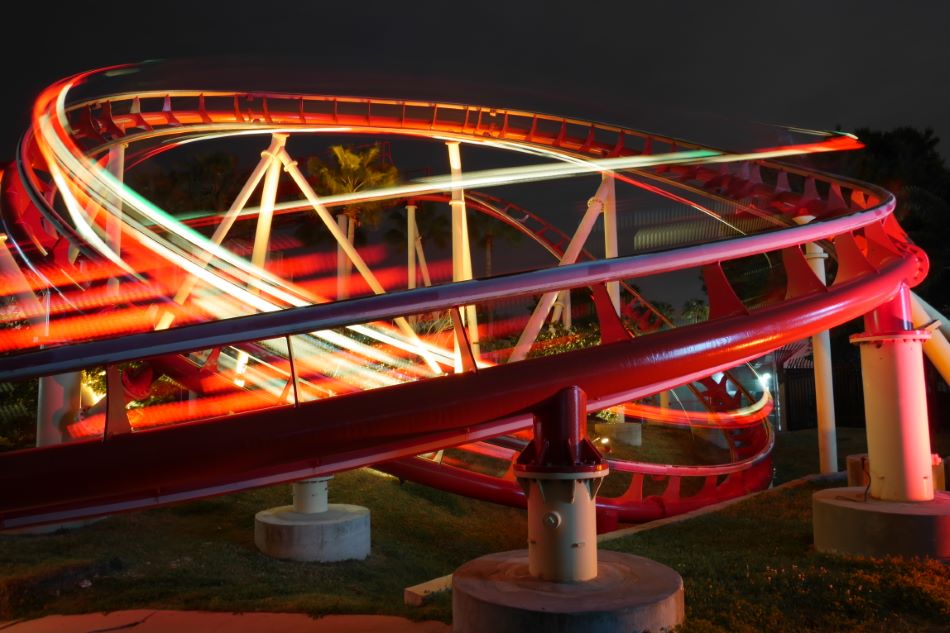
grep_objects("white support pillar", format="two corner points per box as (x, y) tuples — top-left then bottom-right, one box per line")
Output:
(251, 133), (288, 270)
(36, 373), (80, 446)
(41, 270), (80, 444)
(336, 214), (350, 300)
(911, 293), (950, 385)
(157, 134), (283, 330)
(36, 288), (79, 446)
(602, 174), (620, 314)
(293, 476), (332, 514)
(913, 291), (950, 340)
(453, 385), (685, 632)
(812, 285), (948, 561)
(105, 144), (126, 296)
(406, 204), (418, 290)
(794, 215), (837, 474)
(446, 141), (479, 359)
(516, 386), (606, 581)
(509, 176), (613, 363)
(278, 150), (442, 374)
(415, 238), (433, 288)
(555, 289), (572, 330)
(851, 285), (934, 502)
(232, 133), (288, 387)
(280, 150), (391, 298)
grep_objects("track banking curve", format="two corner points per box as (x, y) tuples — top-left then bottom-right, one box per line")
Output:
(0, 64), (925, 529)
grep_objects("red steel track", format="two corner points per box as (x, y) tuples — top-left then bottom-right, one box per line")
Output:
(0, 65), (925, 529)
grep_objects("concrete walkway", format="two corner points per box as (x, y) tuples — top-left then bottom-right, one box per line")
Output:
(0, 610), (450, 632)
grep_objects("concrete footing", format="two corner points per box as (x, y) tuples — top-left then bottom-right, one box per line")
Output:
(452, 549), (684, 633)
(813, 487), (950, 560)
(255, 504), (370, 562)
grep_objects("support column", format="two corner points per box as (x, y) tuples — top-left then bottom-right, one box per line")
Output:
(255, 475), (370, 562)
(406, 203), (417, 290)
(279, 149), (442, 375)
(793, 215), (837, 474)
(157, 135), (282, 330)
(293, 477), (330, 514)
(36, 372), (81, 447)
(602, 174), (620, 314)
(233, 133), (288, 386)
(518, 386), (607, 581)
(553, 289), (572, 330)
(911, 293), (950, 385)
(336, 215), (350, 300)
(105, 144), (126, 297)
(447, 141), (479, 360)
(453, 387), (684, 632)
(509, 175), (614, 363)
(852, 286), (933, 502)
(813, 284), (950, 560)
(251, 133), (287, 271)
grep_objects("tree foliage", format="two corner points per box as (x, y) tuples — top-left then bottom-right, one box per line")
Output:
(466, 212), (524, 278)
(816, 127), (950, 312)
(0, 297), (36, 450)
(681, 298), (710, 324)
(128, 152), (249, 216)
(306, 144), (399, 229)
(383, 202), (451, 250)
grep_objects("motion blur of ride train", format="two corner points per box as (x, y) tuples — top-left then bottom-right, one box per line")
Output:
(0, 62), (929, 530)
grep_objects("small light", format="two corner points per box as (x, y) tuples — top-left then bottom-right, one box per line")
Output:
(600, 437), (610, 445)
(758, 372), (772, 387)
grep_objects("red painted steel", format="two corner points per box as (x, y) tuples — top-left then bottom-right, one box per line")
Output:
(0, 64), (925, 529)
(0, 250), (916, 527)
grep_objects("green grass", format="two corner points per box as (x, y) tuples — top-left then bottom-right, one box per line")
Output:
(0, 470), (526, 622)
(772, 427), (871, 484)
(772, 427), (949, 484)
(603, 479), (950, 632)
(1, 429), (947, 631)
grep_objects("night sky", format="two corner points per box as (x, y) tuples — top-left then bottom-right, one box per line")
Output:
(3, 1), (949, 159)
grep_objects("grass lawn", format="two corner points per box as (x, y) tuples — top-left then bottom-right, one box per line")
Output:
(604, 476), (950, 632)
(1, 428), (947, 631)
(0, 470), (525, 623)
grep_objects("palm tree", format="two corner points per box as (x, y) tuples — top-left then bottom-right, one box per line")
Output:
(307, 144), (399, 240)
(306, 144), (399, 298)
(680, 298), (709, 325)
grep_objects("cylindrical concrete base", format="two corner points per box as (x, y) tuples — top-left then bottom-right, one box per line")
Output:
(255, 504), (370, 562)
(452, 549), (684, 633)
(813, 487), (950, 560)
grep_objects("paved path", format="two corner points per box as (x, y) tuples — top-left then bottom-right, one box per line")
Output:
(0, 610), (450, 632)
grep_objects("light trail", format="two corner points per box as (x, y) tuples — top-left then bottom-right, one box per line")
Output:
(213, 133), (862, 221)
(4, 65), (920, 530)
(31, 82), (449, 375)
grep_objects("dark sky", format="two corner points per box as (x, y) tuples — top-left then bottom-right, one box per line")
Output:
(3, 1), (949, 159)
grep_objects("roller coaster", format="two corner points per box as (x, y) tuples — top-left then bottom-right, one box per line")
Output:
(0, 62), (928, 530)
